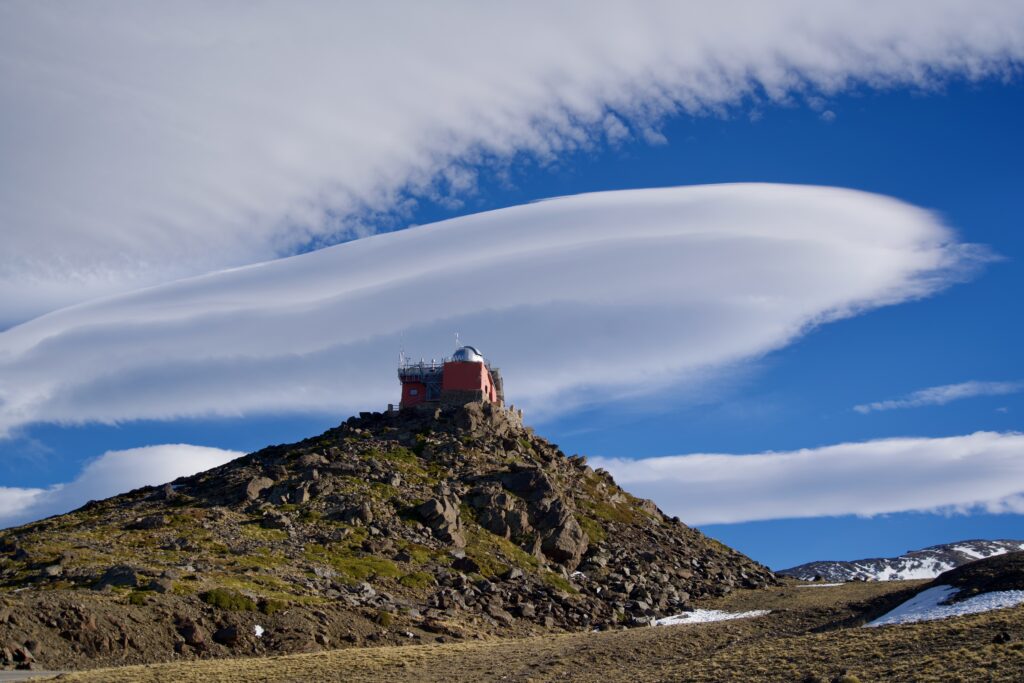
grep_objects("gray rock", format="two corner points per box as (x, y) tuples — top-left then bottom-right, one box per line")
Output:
(213, 625), (241, 646)
(357, 502), (374, 524)
(417, 495), (465, 547)
(539, 505), (589, 570)
(261, 510), (293, 530)
(147, 578), (175, 594)
(127, 514), (168, 530)
(296, 453), (328, 469)
(94, 564), (139, 590)
(290, 482), (312, 504)
(498, 468), (555, 502)
(452, 556), (480, 573)
(152, 483), (176, 501)
(178, 620), (208, 650)
(245, 476), (275, 501)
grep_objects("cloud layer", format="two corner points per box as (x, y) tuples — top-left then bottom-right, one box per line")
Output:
(2, 2), (1022, 323)
(0, 445), (242, 530)
(592, 431), (1024, 525)
(0, 184), (982, 436)
(854, 380), (1024, 413)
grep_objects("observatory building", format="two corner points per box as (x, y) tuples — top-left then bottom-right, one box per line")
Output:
(397, 345), (504, 409)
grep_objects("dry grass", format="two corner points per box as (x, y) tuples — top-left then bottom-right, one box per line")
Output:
(47, 581), (1024, 682)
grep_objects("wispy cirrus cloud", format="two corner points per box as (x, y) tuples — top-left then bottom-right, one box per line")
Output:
(854, 380), (1024, 414)
(1, 2), (1023, 324)
(592, 431), (1024, 525)
(0, 184), (987, 437)
(0, 445), (242, 530)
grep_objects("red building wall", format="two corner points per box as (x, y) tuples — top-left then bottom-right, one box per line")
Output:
(400, 381), (427, 407)
(442, 361), (499, 404)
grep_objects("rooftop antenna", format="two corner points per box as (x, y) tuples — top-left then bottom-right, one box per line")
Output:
(454, 331), (460, 349)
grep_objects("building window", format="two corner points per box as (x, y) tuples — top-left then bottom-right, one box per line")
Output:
(409, 388), (418, 396)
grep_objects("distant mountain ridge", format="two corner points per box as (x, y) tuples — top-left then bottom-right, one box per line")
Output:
(778, 540), (1024, 582)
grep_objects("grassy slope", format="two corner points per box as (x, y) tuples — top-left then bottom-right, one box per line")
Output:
(49, 582), (1024, 683)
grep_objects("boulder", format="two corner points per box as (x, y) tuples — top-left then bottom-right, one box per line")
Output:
(245, 476), (275, 501)
(261, 510), (293, 530)
(498, 468), (555, 502)
(146, 578), (175, 594)
(503, 567), (525, 581)
(516, 603), (536, 618)
(539, 505), (589, 570)
(11, 644), (33, 664)
(290, 482), (312, 504)
(178, 620), (208, 651)
(94, 565), (139, 590)
(296, 453), (328, 469)
(152, 483), (176, 501)
(212, 625), (241, 647)
(126, 514), (168, 530)
(416, 495), (465, 547)
(452, 556), (480, 573)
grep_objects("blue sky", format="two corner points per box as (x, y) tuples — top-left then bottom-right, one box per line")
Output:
(2, 4), (1023, 569)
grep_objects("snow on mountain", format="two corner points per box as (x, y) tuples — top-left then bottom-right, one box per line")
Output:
(866, 585), (1024, 627)
(778, 540), (1024, 582)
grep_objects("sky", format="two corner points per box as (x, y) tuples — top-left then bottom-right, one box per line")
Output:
(1, 2), (1024, 569)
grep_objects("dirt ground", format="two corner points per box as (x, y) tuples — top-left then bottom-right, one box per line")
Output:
(41, 581), (1024, 682)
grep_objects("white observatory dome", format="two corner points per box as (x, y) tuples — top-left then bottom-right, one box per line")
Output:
(451, 345), (484, 363)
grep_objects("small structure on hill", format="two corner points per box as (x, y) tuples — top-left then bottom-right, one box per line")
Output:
(397, 345), (504, 409)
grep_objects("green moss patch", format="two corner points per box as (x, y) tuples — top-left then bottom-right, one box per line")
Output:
(398, 571), (435, 590)
(201, 588), (258, 611)
(304, 543), (400, 584)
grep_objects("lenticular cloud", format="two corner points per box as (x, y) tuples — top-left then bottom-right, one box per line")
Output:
(2, 2), (1023, 323)
(593, 431), (1024, 525)
(0, 184), (983, 436)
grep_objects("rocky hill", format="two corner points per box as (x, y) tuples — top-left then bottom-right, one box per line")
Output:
(927, 550), (1024, 600)
(779, 539), (1024, 582)
(0, 402), (774, 670)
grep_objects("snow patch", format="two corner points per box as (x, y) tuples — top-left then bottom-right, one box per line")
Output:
(654, 609), (770, 626)
(951, 545), (988, 560)
(795, 583), (844, 588)
(867, 585), (1024, 627)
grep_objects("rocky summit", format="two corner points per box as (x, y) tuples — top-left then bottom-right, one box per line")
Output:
(0, 402), (774, 670)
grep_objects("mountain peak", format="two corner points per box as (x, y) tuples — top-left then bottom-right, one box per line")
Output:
(0, 402), (774, 669)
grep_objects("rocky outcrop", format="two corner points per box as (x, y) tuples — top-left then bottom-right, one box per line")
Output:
(538, 501), (589, 570)
(245, 476), (275, 501)
(417, 490), (466, 548)
(0, 402), (775, 670)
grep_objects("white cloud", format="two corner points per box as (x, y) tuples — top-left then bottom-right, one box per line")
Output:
(592, 431), (1024, 525)
(0, 184), (986, 436)
(0, 444), (243, 530)
(854, 380), (1024, 413)
(1, 2), (1022, 324)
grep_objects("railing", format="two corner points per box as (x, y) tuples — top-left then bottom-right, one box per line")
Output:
(398, 358), (498, 371)
(398, 359), (447, 371)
